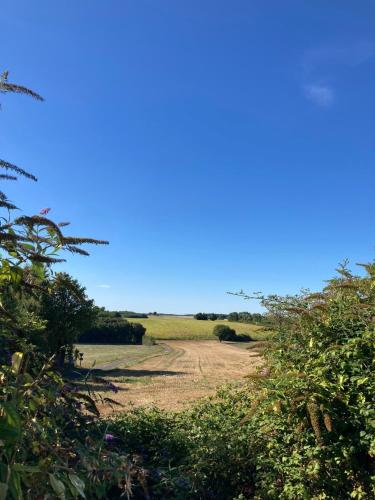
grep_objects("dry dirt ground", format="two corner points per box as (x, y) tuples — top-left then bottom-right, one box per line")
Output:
(93, 340), (264, 413)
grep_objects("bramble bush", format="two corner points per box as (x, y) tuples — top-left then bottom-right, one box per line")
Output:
(245, 262), (375, 499)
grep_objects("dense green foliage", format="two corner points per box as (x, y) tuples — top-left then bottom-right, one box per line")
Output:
(212, 324), (237, 341)
(0, 351), (143, 498)
(194, 312), (227, 320)
(227, 311), (267, 324)
(120, 311), (148, 319)
(108, 386), (255, 499)
(213, 324), (252, 342)
(79, 310), (146, 344)
(195, 311), (268, 324)
(39, 273), (97, 365)
(227, 312), (239, 321)
(247, 263), (375, 498)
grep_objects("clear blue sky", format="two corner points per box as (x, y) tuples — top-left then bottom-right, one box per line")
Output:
(1, 1), (375, 313)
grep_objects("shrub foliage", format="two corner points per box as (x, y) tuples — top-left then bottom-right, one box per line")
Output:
(79, 312), (146, 344)
(212, 324), (237, 341)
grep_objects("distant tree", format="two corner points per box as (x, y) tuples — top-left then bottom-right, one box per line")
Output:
(208, 313), (218, 321)
(130, 322), (146, 344)
(227, 312), (239, 322)
(238, 312), (253, 323)
(217, 314), (227, 320)
(195, 312), (208, 320)
(121, 310), (148, 318)
(0, 72), (108, 357)
(213, 324), (237, 342)
(252, 313), (264, 323)
(40, 273), (97, 366)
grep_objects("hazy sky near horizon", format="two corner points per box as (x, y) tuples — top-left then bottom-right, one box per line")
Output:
(1, 1), (375, 313)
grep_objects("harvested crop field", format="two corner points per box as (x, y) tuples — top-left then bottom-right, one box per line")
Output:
(78, 340), (264, 413)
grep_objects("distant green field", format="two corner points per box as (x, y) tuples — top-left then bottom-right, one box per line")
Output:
(126, 315), (267, 340)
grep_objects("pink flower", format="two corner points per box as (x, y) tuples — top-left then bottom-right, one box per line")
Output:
(104, 433), (115, 441)
(39, 208), (51, 215)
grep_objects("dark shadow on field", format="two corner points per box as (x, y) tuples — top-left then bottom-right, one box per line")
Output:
(94, 368), (186, 378)
(66, 366), (187, 380)
(72, 382), (129, 393)
(93, 367), (187, 378)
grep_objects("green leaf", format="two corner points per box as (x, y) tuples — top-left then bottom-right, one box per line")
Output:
(355, 377), (368, 386)
(69, 474), (86, 498)
(8, 470), (23, 500)
(11, 352), (23, 374)
(0, 403), (21, 444)
(0, 483), (8, 500)
(12, 464), (40, 474)
(49, 474), (66, 499)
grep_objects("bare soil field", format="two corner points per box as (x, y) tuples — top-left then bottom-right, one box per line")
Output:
(82, 340), (264, 413)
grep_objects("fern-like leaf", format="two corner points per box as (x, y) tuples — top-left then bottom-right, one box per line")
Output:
(0, 159), (37, 181)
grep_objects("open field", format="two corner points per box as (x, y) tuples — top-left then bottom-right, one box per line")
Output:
(126, 314), (267, 340)
(77, 344), (169, 369)
(76, 316), (268, 411)
(77, 340), (264, 412)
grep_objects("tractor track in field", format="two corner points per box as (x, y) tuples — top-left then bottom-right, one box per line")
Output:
(96, 340), (264, 412)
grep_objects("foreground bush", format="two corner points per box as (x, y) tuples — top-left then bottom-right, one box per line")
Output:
(0, 352), (142, 498)
(108, 385), (256, 499)
(247, 262), (375, 498)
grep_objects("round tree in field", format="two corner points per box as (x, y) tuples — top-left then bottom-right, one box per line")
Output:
(213, 324), (236, 342)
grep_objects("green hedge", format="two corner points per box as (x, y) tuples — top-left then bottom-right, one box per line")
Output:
(79, 316), (145, 344)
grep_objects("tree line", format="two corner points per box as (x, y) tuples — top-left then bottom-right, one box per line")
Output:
(6, 271), (148, 367)
(79, 308), (145, 344)
(194, 312), (227, 320)
(194, 311), (267, 323)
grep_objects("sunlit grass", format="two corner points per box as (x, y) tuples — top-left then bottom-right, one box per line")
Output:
(75, 344), (168, 368)
(126, 315), (268, 340)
